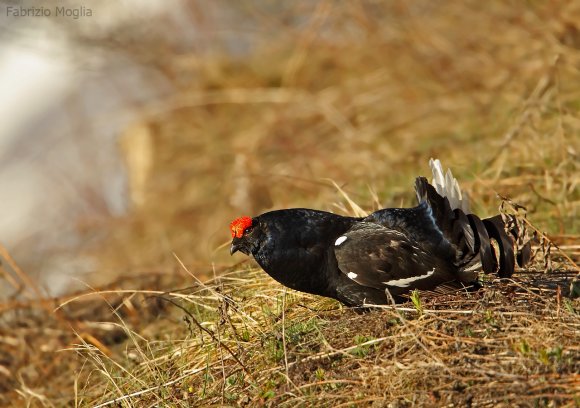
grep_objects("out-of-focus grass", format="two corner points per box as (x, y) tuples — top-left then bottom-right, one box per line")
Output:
(92, 0), (579, 282)
(1, 1), (579, 406)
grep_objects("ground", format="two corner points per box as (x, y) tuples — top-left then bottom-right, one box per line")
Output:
(1, 264), (578, 406)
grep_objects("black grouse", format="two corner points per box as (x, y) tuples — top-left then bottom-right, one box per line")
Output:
(229, 159), (530, 306)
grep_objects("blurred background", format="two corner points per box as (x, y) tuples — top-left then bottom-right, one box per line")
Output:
(0, 0), (578, 300)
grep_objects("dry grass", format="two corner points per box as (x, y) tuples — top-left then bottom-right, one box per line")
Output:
(2, 257), (578, 407)
(1, 1), (580, 407)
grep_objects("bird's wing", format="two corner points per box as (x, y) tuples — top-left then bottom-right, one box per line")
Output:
(333, 223), (454, 292)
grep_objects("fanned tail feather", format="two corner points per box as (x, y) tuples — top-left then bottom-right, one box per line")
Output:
(429, 158), (470, 213)
(416, 159), (531, 279)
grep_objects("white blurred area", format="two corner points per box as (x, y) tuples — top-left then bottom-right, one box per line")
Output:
(0, 0), (196, 297)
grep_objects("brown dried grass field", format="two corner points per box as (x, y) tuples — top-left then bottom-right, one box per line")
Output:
(1, 1), (579, 407)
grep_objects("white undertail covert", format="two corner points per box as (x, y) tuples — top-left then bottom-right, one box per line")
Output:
(429, 158), (471, 214)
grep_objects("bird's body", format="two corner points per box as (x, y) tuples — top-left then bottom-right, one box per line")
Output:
(230, 160), (530, 306)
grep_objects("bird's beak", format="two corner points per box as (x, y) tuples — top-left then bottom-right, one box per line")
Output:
(230, 241), (240, 255)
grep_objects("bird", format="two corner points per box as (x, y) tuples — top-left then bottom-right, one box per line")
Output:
(229, 159), (531, 307)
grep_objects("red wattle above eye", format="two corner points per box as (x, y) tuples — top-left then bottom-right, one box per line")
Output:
(230, 216), (253, 238)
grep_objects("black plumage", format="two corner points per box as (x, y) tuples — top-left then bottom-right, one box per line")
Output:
(229, 160), (530, 306)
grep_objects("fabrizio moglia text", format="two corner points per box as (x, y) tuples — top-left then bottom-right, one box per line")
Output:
(6, 6), (93, 19)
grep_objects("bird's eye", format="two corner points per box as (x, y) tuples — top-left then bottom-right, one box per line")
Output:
(244, 225), (254, 234)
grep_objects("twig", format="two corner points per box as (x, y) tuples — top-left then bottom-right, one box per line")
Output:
(324, 179), (368, 217)
(282, 289), (290, 383)
(0, 242), (44, 300)
(520, 218), (579, 271)
(92, 368), (204, 408)
(361, 304), (533, 316)
(158, 296), (254, 380)
(384, 290), (452, 374)
(262, 334), (408, 374)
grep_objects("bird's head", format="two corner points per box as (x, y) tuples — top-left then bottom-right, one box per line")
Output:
(229, 216), (262, 256)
